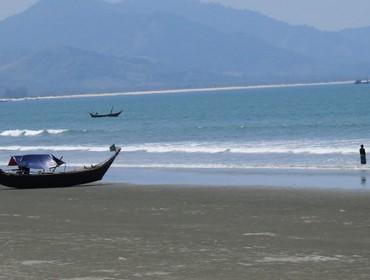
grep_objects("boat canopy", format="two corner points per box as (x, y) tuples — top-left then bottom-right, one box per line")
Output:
(8, 154), (65, 170)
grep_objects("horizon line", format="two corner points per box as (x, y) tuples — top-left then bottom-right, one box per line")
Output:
(0, 80), (354, 102)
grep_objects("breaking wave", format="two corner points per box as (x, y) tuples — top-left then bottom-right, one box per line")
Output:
(0, 141), (360, 155)
(122, 143), (357, 155)
(0, 141), (362, 172)
(0, 129), (69, 137)
(0, 145), (108, 152)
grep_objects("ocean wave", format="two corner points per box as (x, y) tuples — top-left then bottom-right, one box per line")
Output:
(122, 142), (358, 155)
(2, 162), (359, 171)
(0, 141), (361, 155)
(108, 163), (362, 170)
(0, 129), (69, 137)
(123, 145), (357, 155)
(0, 161), (361, 172)
(0, 145), (108, 152)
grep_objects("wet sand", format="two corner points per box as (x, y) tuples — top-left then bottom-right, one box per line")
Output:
(1, 183), (370, 279)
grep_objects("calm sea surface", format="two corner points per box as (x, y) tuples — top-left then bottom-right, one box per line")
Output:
(0, 84), (369, 175)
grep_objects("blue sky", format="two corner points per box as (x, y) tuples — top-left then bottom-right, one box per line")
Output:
(1, 0), (370, 31)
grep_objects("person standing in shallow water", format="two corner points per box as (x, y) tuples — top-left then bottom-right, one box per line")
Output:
(360, 145), (367, 165)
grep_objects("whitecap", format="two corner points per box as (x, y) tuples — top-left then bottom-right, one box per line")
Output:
(0, 129), (69, 137)
(0, 145), (108, 152)
(23, 130), (43, 136)
(242, 232), (276, 237)
(21, 260), (56, 266)
(0, 130), (25, 137)
(47, 129), (68, 135)
(258, 255), (343, 263)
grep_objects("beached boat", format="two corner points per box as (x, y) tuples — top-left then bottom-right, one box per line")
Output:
(0, 146), (121, 189)
(89, 108), (123, 118)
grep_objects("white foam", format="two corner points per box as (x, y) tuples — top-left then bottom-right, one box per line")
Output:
(0, 138), (360, 155)
(258, 255), (343, 263)
(123, 143), (356, 155)
(0, 145), (107, 152)
(60, 278), (106, 280)
(133, 272), (170, 277)
(21, 260), (56, 266)
(0, 130), (28, 137)
(0, 80), (353, 102)
(19, 162), (366, 172)
(242, 232), (276, 237)
(120, 140), (360, 155)
(24, 130), (43, 136)
(0, 213), (21, 217)
(0, 160), (352, 171)
(0, 140), (364, 171)
(0, 129), (68, 137)
(46, 129), (68, 135)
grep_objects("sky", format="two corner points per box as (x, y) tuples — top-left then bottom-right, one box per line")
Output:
(206, 0), (370, 31)
(0, 0), (370, 31)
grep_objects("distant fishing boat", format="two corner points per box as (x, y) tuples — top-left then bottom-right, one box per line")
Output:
(0, 145), (121, 189)
(89, 107), (123, 118)
(354, 79), (369, 85)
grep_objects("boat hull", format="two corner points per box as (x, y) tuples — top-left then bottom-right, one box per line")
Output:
(89, 111), (122, 118)
(0, 149), (120, 189)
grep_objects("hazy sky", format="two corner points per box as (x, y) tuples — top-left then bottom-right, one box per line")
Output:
(0, 0), (38, 21)
(207, 0), (370, 31)
(1, 0), (370, 31)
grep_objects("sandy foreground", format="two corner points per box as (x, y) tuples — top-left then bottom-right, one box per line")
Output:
(0, 184), (370, 280)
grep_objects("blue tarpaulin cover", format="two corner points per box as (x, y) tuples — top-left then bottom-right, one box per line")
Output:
(8, 154), (65, 170)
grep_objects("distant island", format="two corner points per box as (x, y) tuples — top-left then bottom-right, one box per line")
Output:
(0, 0), (369, 98)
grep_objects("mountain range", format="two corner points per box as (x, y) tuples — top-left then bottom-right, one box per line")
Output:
(0, 0), (369, 97)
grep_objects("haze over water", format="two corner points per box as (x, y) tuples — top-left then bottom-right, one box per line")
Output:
(0, 83), (369, 178)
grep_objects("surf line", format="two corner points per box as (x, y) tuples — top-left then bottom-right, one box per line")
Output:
(0, 80), (353, 102)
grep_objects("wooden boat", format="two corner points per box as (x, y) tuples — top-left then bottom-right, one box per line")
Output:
(0, 146), (121, 189)
(89, 108), (123, 118)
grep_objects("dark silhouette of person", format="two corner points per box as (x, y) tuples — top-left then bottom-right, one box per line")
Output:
(360, 144), (367, 165)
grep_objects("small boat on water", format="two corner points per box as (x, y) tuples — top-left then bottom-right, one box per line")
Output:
(0, 145), (121, 189)
(354, 79), (369, 85)
(89, 107), (123, 118)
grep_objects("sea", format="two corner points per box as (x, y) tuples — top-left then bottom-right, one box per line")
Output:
(1, 82), (370, 188)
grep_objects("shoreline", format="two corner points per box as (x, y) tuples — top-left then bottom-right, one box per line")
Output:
(105, 166), (370, 190)
(1, 165), (369, 190)
(1, 183), (370, 279)
(0, 80), (353, 102)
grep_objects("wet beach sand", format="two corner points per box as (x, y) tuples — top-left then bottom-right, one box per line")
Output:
(1, 183), (370, 279)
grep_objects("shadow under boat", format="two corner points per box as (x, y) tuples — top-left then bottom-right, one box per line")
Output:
(0, 145), (121, 189)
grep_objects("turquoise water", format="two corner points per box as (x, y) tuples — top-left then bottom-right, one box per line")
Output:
(0, 84), (369, 172)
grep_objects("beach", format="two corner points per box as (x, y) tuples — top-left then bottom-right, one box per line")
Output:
(1, 183), (370, 279)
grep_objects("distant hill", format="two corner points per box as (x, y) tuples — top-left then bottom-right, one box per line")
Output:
(0, 46), (164, 95)
(0, 0), (369, 97)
